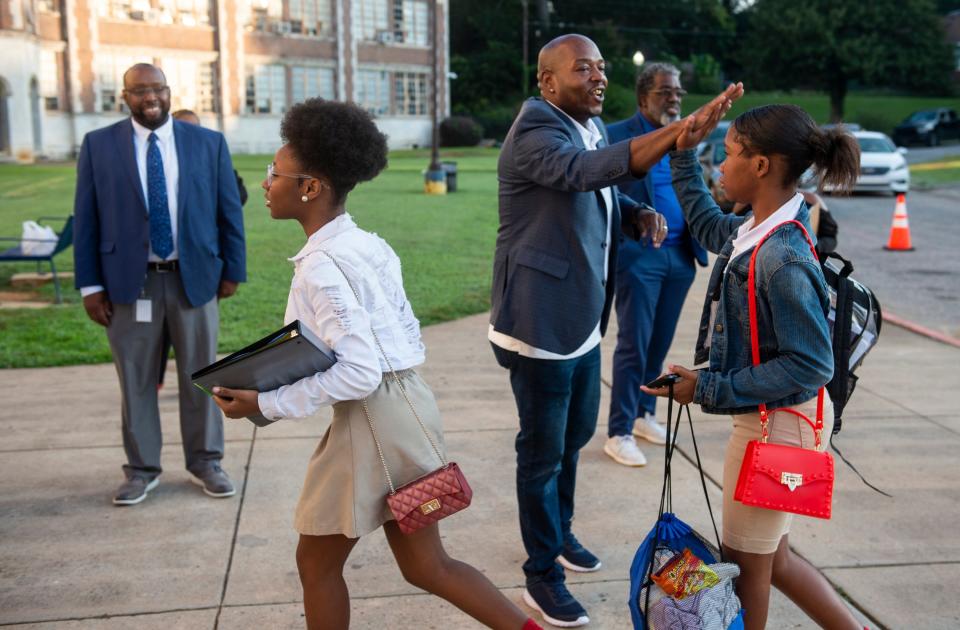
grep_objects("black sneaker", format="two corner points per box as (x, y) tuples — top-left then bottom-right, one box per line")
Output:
(523, 579), (589, 627)
(557, 534), (601, 573)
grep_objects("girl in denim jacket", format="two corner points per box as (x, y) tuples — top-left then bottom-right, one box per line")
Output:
(644, 105), (863, 630)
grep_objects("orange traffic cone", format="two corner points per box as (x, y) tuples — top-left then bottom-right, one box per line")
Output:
(884, 193), (914, 251)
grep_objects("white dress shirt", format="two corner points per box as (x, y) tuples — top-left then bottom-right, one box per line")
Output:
(727, 192), (803, 268)
(487, 100), (612, 360)
(80, 115), (180, 297)
(258, 214), (427, 420)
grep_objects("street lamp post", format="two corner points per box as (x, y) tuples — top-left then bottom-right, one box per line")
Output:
(424, 0), (447, 194)
(522, 0), (529, 95)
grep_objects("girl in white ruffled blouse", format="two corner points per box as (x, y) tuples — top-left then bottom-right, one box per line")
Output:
(211, 99), (538, 630)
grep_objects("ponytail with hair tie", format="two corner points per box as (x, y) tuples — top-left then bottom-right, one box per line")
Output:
(815, 127), (860, 194)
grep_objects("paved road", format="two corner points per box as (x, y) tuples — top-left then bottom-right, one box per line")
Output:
(822, 188), (960, 338)
(903, 143), (960, 164)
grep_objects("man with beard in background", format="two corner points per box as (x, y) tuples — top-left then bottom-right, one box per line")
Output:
(74, 63), (246, 506)
(602, 63), (710, 468)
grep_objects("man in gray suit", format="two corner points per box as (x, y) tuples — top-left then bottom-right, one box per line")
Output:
(489, 34), (742, 626)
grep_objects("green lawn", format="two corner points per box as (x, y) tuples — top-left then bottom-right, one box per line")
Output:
(678, 92), (960, 138)
(0, 148), (501, 368)
(3, 92), (959, 368)
(910, 155), (960, 189)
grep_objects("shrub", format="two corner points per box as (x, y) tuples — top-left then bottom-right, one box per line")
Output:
(599, 83), (637, 124)
(440, 115), (484, 147)
(472, 102), (522, 142)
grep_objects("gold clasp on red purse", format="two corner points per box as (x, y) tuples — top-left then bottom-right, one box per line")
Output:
(419, 498), (441, 515)
(780, 472), (803, 491)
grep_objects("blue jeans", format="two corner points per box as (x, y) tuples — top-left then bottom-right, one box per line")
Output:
(608, 243), (696, 437)
(492, 343), (601, 583)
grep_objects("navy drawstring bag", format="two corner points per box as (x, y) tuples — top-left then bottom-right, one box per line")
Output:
(628, 387), (745, 630)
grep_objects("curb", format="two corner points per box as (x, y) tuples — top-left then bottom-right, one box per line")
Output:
(882, 311), (960, 349)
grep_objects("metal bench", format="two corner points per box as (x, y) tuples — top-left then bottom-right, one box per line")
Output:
(0, 215), (74, 304)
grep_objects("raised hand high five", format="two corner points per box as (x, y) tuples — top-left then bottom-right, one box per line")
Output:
(676, 82), (744, 151)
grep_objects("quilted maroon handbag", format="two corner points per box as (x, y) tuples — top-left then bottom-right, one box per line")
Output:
(385, 461), (473, 535)
(732, 220), (835, 520)
(322, 250), (472, 535)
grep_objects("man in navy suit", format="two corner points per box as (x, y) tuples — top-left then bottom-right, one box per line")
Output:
(74, 63), (246, 506)
(603, 63), (710, 468)
(490, 35), (741, 626)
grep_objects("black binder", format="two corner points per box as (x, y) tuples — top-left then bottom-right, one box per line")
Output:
(192, 320), (336, 427)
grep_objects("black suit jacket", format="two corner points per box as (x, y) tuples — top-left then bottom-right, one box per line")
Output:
(491, 97), (643, 354)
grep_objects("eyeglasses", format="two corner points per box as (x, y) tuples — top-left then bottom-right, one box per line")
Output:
(125, 86), (171, 98)
(266, 163), (313, 186)
(650, 88), (687, 98)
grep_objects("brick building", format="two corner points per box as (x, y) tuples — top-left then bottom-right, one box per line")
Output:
(0, 0), (449, 160)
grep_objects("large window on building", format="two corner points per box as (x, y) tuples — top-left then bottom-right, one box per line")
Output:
(291, 66), (335, 103)
(245, 64), (286, 114)
(356, 69), (390, 116)
(98, 53), (152, 112)
(288, 0), (332, 36)
(396, 0), (428, 46)
(9, 0), (24, 28)
(357, 68), (430, 117)
(164, 58), (218, 113)
(248, 0), (281, 32)
(197, 63), (218, 113)
(394, 71), (428, 116)
(40, 50), (61, 111)
(100, 0), (210, 25)
(357, 0), (389, 42)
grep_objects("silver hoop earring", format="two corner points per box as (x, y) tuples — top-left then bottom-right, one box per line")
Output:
(301, 195), (309, 202)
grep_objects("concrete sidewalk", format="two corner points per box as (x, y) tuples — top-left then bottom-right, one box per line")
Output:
(2, 267), (959, 629)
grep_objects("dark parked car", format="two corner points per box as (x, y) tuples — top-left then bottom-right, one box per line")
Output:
(892, 108), (960, 147)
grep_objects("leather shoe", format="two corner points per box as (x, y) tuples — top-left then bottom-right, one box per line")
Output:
(113, 476), (159, 506)
(190, 465), (236, 498)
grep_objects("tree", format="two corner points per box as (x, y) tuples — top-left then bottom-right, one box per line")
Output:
(739, 0), (955, 121)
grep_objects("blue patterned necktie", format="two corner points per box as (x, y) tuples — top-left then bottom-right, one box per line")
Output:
(147, 132), (173, 260)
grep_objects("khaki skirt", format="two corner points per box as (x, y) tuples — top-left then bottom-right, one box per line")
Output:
(294, 369), (447, 538)
(721, 394), (835, 554)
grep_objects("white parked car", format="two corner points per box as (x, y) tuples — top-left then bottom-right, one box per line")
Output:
(843, 131), (910, 194)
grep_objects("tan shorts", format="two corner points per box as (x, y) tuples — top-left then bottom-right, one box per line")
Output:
(721, 394), (834, 554)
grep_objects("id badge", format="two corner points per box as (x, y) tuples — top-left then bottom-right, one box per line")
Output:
(135, 299), (152, 323)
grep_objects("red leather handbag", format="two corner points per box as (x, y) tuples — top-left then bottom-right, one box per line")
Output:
(386, 461), (473, 535)
(732, 220), (835, 520)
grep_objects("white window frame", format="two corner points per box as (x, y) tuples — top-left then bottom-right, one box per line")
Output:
(40, 50), (61, 111)
(245, 64), (287, 114)
(356, 68), (390, 116)
(291, 65), (336, 103)
(356, 0), (389, 41)
(393, 71), (428, 116)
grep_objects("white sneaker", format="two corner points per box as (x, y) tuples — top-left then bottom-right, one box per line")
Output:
(633, 413), (667, 445)
(604, 435), (648, 467)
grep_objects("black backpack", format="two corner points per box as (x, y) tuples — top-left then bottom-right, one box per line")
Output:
(819, 251), (882, 434)
(819, 251), (889, 495)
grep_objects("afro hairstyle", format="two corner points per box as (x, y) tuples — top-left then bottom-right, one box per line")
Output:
(280, 98), (388, 203)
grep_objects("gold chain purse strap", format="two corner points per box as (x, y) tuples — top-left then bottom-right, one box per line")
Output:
(318, 248), (447, 495)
